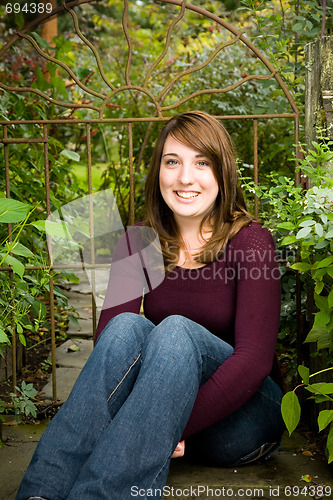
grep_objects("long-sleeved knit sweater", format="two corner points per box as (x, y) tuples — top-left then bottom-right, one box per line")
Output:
(96, 221), (282, 439)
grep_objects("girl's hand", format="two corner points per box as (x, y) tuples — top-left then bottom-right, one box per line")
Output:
(171, 440), (185, 458)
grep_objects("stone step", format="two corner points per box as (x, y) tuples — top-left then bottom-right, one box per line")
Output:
(66, 318), (95, 338)
(165, 440), (333, 499)
(1, 423), (332, 500)
(48, 339), (93, 369)
(42, 339), (93, 401)
(41, 367), (82, 401)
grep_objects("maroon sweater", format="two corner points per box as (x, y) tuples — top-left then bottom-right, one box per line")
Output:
(96, 222), (281, 439)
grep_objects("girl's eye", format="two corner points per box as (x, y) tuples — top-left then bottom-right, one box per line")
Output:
(197, 161), (209, 167)
(166, 159), (178, 166)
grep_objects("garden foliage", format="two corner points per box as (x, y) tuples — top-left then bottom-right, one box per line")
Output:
(241, 136), (333, 462)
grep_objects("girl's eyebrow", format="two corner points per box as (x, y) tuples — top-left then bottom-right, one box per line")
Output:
(162, 153), (206, 158)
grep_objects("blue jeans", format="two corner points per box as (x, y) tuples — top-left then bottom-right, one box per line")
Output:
(16, 313), (284, 500)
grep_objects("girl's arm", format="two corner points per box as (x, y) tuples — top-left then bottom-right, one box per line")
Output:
(182, 224), (281, 439)
(96, 225), (163, 340)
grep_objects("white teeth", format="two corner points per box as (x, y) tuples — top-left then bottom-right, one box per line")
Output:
(176, 191), (199, 199)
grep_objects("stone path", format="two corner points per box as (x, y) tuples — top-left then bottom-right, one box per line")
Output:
(1, 271), (332, 499)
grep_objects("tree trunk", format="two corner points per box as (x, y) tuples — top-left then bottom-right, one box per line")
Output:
(304, 36), (333, 430)
(305, 36), (333, 175)
(41, 0), (58, 79)
(41, 0), (58, 47)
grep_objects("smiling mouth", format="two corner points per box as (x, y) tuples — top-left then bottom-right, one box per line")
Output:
(176, 191), (200, 199)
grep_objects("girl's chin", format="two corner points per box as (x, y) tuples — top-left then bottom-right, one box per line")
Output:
(173, 210), (205, 222)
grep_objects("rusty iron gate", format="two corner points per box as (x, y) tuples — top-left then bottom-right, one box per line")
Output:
(0, 0), (300, 402)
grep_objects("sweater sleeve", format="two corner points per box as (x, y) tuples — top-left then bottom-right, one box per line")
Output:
(95, 228), (145, 340)
(96, 224), (165, 339)
(182, 224), (281, 439)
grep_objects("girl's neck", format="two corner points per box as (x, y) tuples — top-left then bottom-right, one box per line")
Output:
(175, 217), (213, 268)
(176, 216), (211, 244)
(175, 215), (202, 239)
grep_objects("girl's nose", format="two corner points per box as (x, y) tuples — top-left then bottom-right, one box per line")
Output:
(178, 164), (194, 185)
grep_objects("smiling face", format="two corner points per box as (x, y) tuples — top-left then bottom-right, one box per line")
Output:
(159, 134), (219, 227)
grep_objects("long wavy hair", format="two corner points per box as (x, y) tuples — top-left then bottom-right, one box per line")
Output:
(145, 111), (253, 269)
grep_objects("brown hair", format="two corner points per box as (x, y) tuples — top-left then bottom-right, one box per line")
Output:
(145, 111), (253, 269)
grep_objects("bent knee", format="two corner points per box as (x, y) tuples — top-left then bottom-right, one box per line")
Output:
(104, 312), (147, 331)
(148, 315), (196, 354)
(159, 314), (194, 330)
(97, 313), (153, 347)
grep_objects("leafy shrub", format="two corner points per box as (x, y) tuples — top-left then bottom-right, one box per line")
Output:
(242, 134), (333, 462)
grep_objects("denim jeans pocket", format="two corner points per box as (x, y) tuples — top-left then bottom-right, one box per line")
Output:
(230, 441), (281, 466)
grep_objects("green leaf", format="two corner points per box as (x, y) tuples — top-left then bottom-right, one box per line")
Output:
(314, 256), (333, 269)
(68, 314), (81, 329)
(281, 235), (297, 245)
(67, 343), (80, 352)
(277, 222), (295, 230)
(31, 220), (69, 238)
(314, 240), (329, 249)
(304, 325), (328, 343)
(318, 410), (333, 432)
(314, 294), (328, 311)
(317, 332), (333, 351)
(50, 76), (67, 99)
(307, 383), (333, 396)
(318, 383), (333, 395)
(290, 262), (312, 272)
(0, 328), (10, 345)
(296, 227), (312, 239)
(298, 365), (309, 384)
(306, 383), (325, 394)
(30, 220), (46, 231)
(31, 32), (52, 50)
(77, 67), (93, 79)
(5, 242), (35, 258)
(45, 220), (70, 238)
(327, 423), (333, 463)
(0, 199), (31, 223)
(293, 22), (304, 32)
(33, 66), (50, 92)
(16, 322), (23, 334)
(314, 282), (324, 295)
(299, 219), (315, 227)
(23, 381), (34, 393)
(328, 289), (333, 309)
(3, 255), (25, 278)
(18, 332), (26, 346)
(315, 223), (323, 237)
(14, 12), (24, 30)
(301, 249), (310, 260)
(281, 391), (301, 436)
(59, 149), (80, 162)
(313, 310), (331, 327)
(313, 268), (329, 281)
